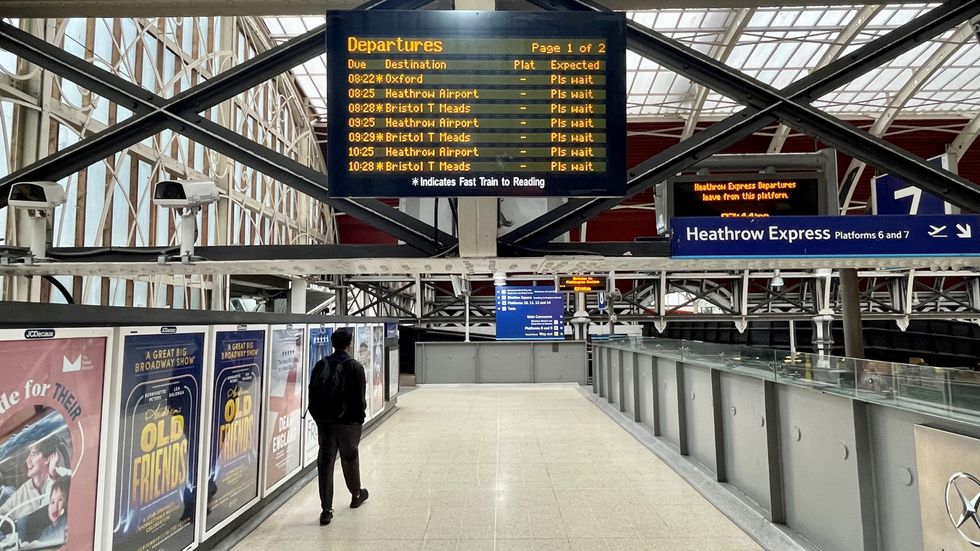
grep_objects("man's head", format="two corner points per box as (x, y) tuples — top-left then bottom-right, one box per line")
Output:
(331, 329), (352, 352)
(47, 476), (69, 524)
(26, 438), (57, 478)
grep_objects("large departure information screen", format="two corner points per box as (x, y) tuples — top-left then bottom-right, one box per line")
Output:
(325, 11), (627, 198)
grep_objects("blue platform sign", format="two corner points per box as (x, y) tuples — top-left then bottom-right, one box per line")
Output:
(495, 286), (564, 340)
(671, 215), (980, 258)
(872, 155), (958, 215)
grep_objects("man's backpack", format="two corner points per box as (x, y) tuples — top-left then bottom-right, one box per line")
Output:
(308, 357), (353, 421)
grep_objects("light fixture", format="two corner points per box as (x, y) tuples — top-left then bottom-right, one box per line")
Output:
(8, 181), (66, 261)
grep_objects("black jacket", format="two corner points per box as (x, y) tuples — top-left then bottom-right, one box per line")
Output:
(310, 351), (367, 425)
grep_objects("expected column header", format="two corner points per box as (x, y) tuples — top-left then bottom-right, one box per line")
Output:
(325, 10), (627, 198)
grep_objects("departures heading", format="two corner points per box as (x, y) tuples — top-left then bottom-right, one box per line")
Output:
(326, 11), (627, 198)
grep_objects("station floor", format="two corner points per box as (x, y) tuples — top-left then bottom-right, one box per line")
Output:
(232, 385), (763, 551)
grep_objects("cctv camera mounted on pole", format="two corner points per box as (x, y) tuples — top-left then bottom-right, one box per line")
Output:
(153, 180), (220, 264)
(7, 181), (66, 262)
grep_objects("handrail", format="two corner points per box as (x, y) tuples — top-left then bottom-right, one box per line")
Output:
(597, 336), (980, 425)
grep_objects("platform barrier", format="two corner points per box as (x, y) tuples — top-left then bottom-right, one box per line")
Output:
(415, 340), (587, 384)
(594, 337), (980, 551)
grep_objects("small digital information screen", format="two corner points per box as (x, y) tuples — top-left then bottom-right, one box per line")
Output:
(670, 174), (823, 218)
(495, 286), (564, 340)
(326, 11), (627, 197)
(557, 275), (607, 292)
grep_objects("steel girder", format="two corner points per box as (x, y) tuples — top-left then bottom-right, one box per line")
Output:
(0, 0), (456, 255)
(504, 0), (980, 247)
(331, 271), (980, 324)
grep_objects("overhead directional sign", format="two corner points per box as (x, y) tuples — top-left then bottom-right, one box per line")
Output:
(872, 154), (959, 215)
(670, 215), (980, 258)
(495, 286), (564, 340)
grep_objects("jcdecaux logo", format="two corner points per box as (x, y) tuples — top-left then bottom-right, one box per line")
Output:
(24, 329), (56, 339)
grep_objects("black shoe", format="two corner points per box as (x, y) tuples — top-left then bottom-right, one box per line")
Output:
(350, 488), (369, 509)
(319, 510), (333, 525)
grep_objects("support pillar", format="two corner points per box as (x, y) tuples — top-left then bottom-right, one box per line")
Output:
(290, 278), (308, 314)
(336, 283), (349, 316)
(839, 268), (865, 358)
(7, 19), (49, 302)
(454, 0), (497, 258)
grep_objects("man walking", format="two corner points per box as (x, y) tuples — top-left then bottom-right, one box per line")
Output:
(308, 328), (369, 526)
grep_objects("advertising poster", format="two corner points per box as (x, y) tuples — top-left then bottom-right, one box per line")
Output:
(0, 329), (108, 551)
(354, 325), (373, 420)
(371, 325), (385, 416)
(304, 326), (333, 466)
(113, 330), (204, 551)
(206, 329), (264, 532)
(263, 327), (303, 492)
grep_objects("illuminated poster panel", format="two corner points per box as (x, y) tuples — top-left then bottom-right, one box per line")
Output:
(354, 325), (375, 420)
(263, 326), (303, 493)
(371, 325), (385, 416)
(304, 325), (334, 467)
(112, 327), (205, 551)
(205, 327), (264, 533)
(326, 10), (627, 197)
(0, 328), (111, 551)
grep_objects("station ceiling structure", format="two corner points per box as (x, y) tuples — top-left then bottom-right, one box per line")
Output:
(1, 0), (979, 329)
(267, 4), (980, 120)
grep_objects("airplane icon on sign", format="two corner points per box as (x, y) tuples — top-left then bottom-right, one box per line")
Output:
(929, 225), (948, 238)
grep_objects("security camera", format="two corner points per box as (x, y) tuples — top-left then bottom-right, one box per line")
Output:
(8, 181), (66, 209)
(152, 180), (219, 263)
(7, 182), (65, 261)
(153, 180), (219, 209)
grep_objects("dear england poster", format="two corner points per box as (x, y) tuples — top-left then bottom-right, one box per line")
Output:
(112, 330), (204, 551)
(263, 327), (303, 492)
(0, 329), (109, 551)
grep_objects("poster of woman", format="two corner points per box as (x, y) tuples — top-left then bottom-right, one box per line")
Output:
(0, 328), (110, 551)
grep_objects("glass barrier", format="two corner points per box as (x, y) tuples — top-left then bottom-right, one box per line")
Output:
(599, 336), (980, 424)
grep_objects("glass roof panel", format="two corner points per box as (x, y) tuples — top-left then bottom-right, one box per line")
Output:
(263, 3), (980, 122)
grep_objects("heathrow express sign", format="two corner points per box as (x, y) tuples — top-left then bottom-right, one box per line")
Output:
(670, 215), (980, 258)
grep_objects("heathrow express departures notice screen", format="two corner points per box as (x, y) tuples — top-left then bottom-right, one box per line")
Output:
(670, 175), (823, 218)
(326, 11), (627, 197)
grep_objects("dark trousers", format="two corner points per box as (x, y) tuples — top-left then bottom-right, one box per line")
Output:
(316, 421), (362, 512)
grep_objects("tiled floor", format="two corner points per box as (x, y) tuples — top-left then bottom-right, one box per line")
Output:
(233, 386), (762, 551)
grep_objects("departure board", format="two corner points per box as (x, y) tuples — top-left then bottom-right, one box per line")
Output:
(326, 11), (627, 198)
